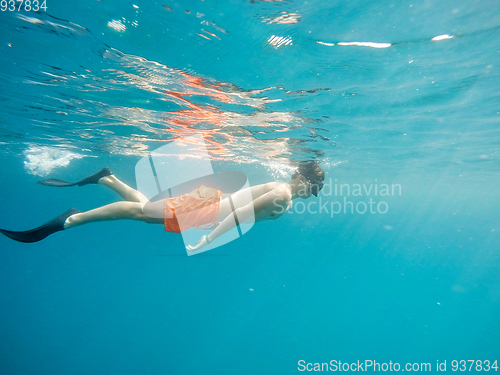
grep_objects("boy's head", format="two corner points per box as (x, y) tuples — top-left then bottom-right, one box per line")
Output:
(291, 161), (325, 197)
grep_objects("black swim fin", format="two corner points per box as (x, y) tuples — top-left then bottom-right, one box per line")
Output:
(37, 167), (113, 187)
(0, 208), (80, 243)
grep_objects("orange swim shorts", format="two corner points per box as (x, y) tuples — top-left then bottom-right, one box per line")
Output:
(164, 185), (221, 233)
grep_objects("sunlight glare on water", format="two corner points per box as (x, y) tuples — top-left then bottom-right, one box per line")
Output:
(0, 0), (497, 179)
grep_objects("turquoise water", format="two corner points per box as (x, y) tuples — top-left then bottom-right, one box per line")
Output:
(1, 0), (499, 374)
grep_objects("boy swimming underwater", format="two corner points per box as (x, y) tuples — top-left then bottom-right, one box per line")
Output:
(0, 162), (324, 251)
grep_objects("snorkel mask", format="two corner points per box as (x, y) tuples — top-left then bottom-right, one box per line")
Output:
(307, 178), (324, 197)
(292, 160), (325, 197)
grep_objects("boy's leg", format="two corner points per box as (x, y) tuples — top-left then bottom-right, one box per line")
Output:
(98, 175), (148, 203)
(38, 168), (148, 203)
(64, 201), (163, 229)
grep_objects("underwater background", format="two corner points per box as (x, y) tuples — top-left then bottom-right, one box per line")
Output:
(0, 0), (499, 373)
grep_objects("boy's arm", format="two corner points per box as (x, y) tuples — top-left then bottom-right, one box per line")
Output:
(186, 187), (291, 251)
